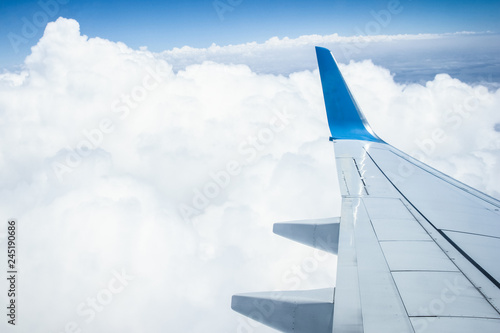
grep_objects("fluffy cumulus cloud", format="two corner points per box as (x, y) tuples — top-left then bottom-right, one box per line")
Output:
(0, 17), (499, 332)
(342, 60), (500, 195)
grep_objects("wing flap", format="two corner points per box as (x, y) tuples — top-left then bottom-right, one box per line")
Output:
(393, 271), (500, 318)
(410, 317), (500, 333)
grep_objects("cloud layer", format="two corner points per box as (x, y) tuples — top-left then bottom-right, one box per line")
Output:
(157, 31), (500, 86)
(0, 18), (499, 332)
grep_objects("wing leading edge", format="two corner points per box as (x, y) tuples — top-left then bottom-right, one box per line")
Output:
(231, 47), (500, 333)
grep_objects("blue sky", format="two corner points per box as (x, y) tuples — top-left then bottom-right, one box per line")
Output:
(1, 0), (500, 69)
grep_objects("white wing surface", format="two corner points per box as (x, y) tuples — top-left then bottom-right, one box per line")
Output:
(231, 47), (500, 333)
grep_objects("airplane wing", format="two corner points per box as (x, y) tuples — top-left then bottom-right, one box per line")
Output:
(231, 47), (500, 333)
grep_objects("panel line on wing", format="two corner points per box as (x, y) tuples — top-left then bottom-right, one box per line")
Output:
(410, 316), (500, 319)
(380, 147), (500, 209)
(363, 146), (500, 306)
(440, 229), (500, 240)
(352, 197), (415, 332)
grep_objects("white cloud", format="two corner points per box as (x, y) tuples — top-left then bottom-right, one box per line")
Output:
(156, 30), (500, 87)
(0, 18), (499, 332)
(343, 60), (500, 195)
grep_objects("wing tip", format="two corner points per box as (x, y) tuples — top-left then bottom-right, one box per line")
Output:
(315, 46), (384, 143)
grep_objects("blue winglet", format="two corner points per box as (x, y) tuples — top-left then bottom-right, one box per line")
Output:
(316, 47), (384, 143)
